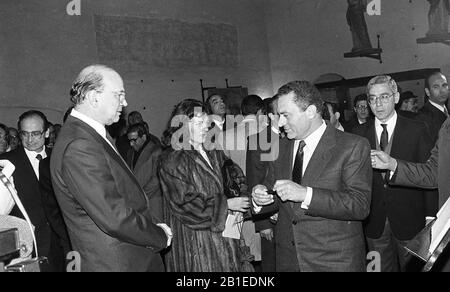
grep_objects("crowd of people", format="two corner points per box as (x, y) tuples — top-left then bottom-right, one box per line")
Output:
(1, 64), (449, 272)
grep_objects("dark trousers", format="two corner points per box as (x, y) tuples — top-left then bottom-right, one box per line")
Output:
(366, 219), (413, 272)
(260, 236), (276, 272)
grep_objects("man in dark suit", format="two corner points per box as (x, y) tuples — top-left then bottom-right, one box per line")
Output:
(371, 116), (450, 271)
(344, 93), (370, 132)
(50, 64), (171, 272)
(0, 110), (66, 271)
(414, 72), (449, 217)
(246, 96), (280, 272)
(416, 71), (449, 145)
(126, 123), (163, 222)
(252, 81), (372, 272)
(353, 75), (433, 272)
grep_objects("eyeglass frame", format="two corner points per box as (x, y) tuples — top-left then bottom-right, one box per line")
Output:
(19, 130), (46, 139)
(367, 93), (396, 105)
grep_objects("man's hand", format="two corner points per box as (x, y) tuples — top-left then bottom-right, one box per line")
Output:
(370, 150), (398, 171)
(273, 180), (307, 203)
(227, 197), (250, 212)
(259, 228), (274, 241)
(252, 185), (274, 206)
(156, 223), (173, 247)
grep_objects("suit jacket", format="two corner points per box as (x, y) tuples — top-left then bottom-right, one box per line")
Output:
(393, 116), (450, 208)
(0, 147), (53, 259)
(259, 125), (372, 272)
(39, 157), (72, 255)
(126, 140), (164, 223)
(246, 127), (279, 232)
(50, 116), (167, 272)
(416, 101), (447, 144)
(353, 116), (433, 240)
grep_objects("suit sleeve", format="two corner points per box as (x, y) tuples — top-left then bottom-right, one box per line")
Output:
(306, 138), (372, 221)
(138, 147), (164, 223)
(416, 123), (439, 216)
(39, 159), (72, 254)
(392, 142), (439, 190)
(61, 139), (167, 251)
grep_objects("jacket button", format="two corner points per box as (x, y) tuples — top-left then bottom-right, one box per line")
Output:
(292, 220), (297, 225)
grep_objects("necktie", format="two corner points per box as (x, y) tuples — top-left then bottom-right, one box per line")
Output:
(292, 140), (306, 185)
(36, 154), (43, 162)
(444, 107), (449, 118)
(380, 124), (388, 151)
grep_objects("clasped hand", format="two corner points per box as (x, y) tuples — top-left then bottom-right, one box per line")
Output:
(252, 180), (307, 206)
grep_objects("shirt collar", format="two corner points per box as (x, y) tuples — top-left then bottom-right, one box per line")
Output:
(71, 109), (107, 139)
(429, 100), (447, 114)
(301, 121), (327, 151)
(375, 111), (397, 128)
(24, 146), (47, 161)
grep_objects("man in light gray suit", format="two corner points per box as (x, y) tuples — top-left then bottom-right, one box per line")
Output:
(252, 81), (372, 272)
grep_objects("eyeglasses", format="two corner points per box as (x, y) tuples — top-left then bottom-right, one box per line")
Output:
(355, 105), (368, 110)
(367, 93), (395, 105)
(19, 131), (45, 139)
(128, 137), (140, 143)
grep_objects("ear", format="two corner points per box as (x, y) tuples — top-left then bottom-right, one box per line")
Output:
(86, 90), (99, 107)
(44, 128), (50, 139)
(306, 105), (317, 118)
(425, 88), (431, 98)
(335, 112), (341, 120)
(393, 92), (400, 105)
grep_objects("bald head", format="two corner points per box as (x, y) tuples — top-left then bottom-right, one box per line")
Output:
(70, 65), (128, 126)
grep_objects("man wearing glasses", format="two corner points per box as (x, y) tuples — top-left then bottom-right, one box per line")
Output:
(344, 94), (371, 133)
(353, 75), (434, 272)
(0, 110), (66, 271)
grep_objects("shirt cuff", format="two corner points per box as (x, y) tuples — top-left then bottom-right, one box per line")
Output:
(252, 199), (263, 214)
(301, 187), (313, 210)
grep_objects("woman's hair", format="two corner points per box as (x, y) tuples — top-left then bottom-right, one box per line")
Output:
(161, 99), (206, 149)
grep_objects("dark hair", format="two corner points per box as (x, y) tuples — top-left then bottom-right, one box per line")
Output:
(241, 95), (264, 116)
(63, 106), (73, 123)
(127, 122), (148, 137)
(70, 65), (113, 105)
(128, 111), (144, 125)
(353, 94), (367, 107)
(277, 81), (324, 115)
(425, 71), (444, 90)
(161, 99), (205, 148)
(205, 94), (224, 115)
(322, 102), (340, 121)
(0, 123), (10, 145)
(18, 110), (49, 132)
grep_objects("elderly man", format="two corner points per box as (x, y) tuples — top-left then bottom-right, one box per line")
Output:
(50, 64), (171, 272)
(252, 81), (372, 272)
(353, 75), (433, 272)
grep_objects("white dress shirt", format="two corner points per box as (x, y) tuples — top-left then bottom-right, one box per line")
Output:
(429, 100), (448, 115)
(71, 109), (118, 153)
(24, 147), (47, 180)
(374, 111), (397, 146)
(292, 121), (327, 209)
(254, 122), (327, 212)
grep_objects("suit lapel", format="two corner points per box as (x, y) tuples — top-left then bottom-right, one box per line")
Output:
(390, 115), (406, 157)
(301, 126), (336, 186)
(18, 147), (39, 182)
(69, 117), (144, 191)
